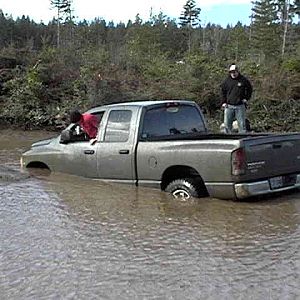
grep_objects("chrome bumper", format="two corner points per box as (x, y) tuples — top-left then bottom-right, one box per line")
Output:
(235, 174), (300, 199)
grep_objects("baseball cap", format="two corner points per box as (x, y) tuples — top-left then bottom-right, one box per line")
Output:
(229, 64), (238, 72)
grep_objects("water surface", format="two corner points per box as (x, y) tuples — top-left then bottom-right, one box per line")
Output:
(0, 129), (299, 299)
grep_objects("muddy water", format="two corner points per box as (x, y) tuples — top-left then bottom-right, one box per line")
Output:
(0, 129), (299, 299)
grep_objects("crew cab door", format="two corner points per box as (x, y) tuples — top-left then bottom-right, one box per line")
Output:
(57, 111), (104, 177)
(96, 107), (139, 181)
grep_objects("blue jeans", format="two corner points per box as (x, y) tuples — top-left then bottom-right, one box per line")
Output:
(224, 104), (246, 133)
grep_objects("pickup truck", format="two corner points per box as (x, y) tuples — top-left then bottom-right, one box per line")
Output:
(21, 100), (300, 200)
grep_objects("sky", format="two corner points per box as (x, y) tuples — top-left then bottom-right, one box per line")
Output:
(0, 0), (253, 27)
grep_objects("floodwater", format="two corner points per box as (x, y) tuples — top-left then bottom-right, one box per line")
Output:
(0, 129), (299, 299)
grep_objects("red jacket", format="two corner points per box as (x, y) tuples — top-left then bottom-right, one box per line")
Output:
(80, 113), (98, 138)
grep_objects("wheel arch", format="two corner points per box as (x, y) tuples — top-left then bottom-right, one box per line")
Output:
(26, 161), (50, 170)
(161, 165), (208, 196)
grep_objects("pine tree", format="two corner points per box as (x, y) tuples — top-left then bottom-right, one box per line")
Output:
(179, 0), (201, 53)
(50, 0), (72, 47)
(292, 0), (300, 18)
(276, 0), (297, 56)
(251, 0), (281, 61)
(179, 0), (201, 28)
(221, 22), (249, 61)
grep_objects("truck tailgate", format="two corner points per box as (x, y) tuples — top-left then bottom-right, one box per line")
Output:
(243, 133), (300, 179)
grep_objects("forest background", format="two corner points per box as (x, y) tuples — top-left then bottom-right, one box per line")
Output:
(0, 0), (299, 132)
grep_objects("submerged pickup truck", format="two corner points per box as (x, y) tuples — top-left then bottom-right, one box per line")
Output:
(21, 100), (300, 200)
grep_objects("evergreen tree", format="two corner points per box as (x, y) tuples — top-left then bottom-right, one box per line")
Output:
(151, 12), (185, 58)
(276, 0), (297, 56)
(221, 22), (250, 61)
(50, 0), (72, 47)
(179, 0), (201, 53)
(179, 0), (201, 28)
(290, 0), (300, 18)
(251, 0), (281, 60)
(0, 10), (11, 47)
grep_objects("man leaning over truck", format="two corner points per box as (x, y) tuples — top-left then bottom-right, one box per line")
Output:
(70, 109), (99, 139)
(221, 64), (253, 133)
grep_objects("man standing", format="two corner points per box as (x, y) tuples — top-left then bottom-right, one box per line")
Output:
(221, 64), (253, 133)
(70, 110), (99, 139)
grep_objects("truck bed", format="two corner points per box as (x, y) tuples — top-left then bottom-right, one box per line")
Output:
(141, 132), (269, 141)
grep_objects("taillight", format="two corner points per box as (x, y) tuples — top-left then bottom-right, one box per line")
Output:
(232, 148), (246, 175)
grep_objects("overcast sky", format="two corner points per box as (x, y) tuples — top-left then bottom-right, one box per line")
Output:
(0, 0), (252, 27)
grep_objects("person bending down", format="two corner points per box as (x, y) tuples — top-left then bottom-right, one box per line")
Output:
(70, 110), (98, 139)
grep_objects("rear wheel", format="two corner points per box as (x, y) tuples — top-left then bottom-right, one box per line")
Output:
(165, 178), (201, 200)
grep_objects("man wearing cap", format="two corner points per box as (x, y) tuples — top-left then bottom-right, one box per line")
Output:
(221, 64), (253, 133)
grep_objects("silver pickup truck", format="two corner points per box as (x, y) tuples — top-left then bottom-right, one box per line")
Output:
(21, 100), (300, 200)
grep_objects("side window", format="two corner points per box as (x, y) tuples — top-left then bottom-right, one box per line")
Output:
(104, 110), (132, 142)
(141, 105), (206, 139)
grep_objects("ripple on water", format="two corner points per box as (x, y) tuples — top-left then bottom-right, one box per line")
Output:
(0, 129), (300, 299)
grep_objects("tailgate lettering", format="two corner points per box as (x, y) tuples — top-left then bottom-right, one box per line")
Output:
(247, 161), (265, 170)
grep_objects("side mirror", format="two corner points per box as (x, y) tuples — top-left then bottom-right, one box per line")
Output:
(59, 123), (78, 144)
(59, 128), (72, 144)
(59, 123), (89, 144)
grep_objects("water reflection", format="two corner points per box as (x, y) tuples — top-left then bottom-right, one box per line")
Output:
(0, 129), (299, 299)
(46, 172), (300, 254)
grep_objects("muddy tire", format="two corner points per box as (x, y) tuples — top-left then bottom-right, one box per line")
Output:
(165, 178), (201, 200)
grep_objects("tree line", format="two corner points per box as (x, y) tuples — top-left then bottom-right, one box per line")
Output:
(0, 0), (299, 132)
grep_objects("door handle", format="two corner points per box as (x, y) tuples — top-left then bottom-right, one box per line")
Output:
(84, 150), (95, 155)
(119, 149), (129, 154)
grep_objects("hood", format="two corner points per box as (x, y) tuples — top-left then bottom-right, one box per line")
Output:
(31, 138), (55, 148)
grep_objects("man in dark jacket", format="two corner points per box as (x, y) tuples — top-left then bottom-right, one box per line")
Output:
(221, 64), (253, 133)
